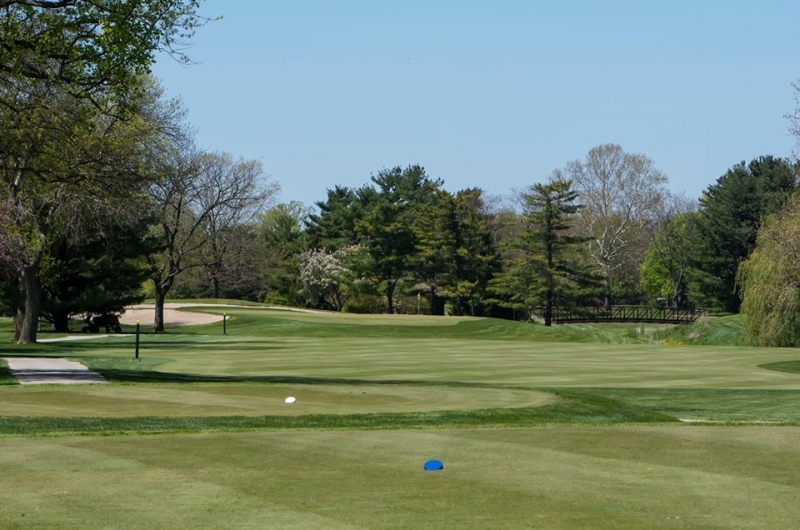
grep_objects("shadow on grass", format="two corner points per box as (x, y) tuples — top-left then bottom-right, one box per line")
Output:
(0, 338), (290, 355)
(759, 360), (800, 374)
(91, 368), (500, 388)
(0, 362), (17, 385)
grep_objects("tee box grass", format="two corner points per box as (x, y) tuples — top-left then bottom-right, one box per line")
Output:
(1, 306), (800, 529)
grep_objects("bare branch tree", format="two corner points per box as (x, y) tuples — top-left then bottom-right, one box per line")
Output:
(563, 144), (668, 307)
(196, 152), (279, 298)
(147, 148), (278, 331)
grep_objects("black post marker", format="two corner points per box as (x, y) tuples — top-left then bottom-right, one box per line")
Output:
(135, 320), (140, 361)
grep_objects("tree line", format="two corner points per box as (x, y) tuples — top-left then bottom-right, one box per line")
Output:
(2, 1), (800, 345)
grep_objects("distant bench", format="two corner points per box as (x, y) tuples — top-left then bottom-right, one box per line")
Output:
(529, 306), (706, 325)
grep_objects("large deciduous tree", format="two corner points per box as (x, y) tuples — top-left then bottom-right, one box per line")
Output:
(0, 0), (206, 103)
(298, 248), (349, 311)
(788, 81), (800, 154)
(563, 144), (668, 308)
(0, 85), (163, 342)
(639, 212), (699, 308)
(147, 148), (277, 332)
(195, 153), (278, 299)
(0, 0), (207, 342)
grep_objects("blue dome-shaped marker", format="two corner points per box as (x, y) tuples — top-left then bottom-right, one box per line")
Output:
(423, 459), (444, 471)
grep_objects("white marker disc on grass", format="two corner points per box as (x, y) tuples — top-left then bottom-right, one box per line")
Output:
(284, 396), (297, 404)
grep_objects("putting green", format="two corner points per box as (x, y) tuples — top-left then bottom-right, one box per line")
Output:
(0, 383), (555, 417)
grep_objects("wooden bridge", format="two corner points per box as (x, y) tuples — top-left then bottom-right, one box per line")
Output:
(529, 306), (706, 325)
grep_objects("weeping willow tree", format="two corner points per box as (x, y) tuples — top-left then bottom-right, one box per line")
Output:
(738, 194), (800, 346)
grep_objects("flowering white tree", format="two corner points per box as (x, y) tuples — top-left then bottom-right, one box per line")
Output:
(298, 248), (349, 311)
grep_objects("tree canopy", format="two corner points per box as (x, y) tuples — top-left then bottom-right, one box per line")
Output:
(689, 156), (797, 312)
(490, 178), (593, 326)
(0, 0), (208, 342)
(739, 193), (800, 346)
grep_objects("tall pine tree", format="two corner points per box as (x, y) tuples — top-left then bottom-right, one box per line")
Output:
(491, 179), (593, 326)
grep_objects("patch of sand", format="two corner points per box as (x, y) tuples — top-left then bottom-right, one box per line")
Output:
(119, 303), (322, 328)
(119, 304), (226, 327)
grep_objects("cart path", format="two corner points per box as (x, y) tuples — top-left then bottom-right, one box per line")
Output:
(2, 357), (107, 385)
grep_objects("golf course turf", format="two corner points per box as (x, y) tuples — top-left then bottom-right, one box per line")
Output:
(1, 306), (800, 529)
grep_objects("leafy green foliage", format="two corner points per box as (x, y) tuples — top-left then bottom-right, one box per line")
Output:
(690, 156), (797, 312)
(355, 165), (443, 313)
(739, 193), (800, 346)
(306, 186), (365, 250)
(491, 179), (595, 325)
(255, 202), (310, 306)
(413, 188), (498, 316)
(638, 212), (698, 307)
(0, 1), (207, 104)
(1, 1), (208, 342)
(38, 215), (157, 331)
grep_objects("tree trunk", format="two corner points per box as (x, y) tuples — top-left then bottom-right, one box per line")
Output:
(18, 265), (42, 343)
(544, 290), (554, 327)
(602, 267), (612, 310)
(154, 287), (166, 332)
(211, 272), (220, 299)
(453, 297), (463, 317)
(13, 307), (24, 342)
(8, 275), (24, 342)
(429, 285), (437, 315)
(385, 281), (395, 314)
(52, 310), (71, 333)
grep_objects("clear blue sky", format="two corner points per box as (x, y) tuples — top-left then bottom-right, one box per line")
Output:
(152, 0), (800, 208)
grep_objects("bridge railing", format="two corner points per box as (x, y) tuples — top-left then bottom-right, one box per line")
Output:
(529, 306), (706, 325)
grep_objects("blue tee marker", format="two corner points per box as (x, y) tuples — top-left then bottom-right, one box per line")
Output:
(423, 459), (444, 471)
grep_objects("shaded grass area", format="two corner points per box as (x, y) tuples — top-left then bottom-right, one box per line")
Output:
(0, 358), (17, 385)
(761, 360), (800, 374)
(585, 387), (800, 423)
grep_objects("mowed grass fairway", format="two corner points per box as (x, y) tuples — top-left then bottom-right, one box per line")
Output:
(2, 307), (800, 529)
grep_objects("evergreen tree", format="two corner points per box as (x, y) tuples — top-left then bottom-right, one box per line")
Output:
(690, 156), (797, 312)
(490, 179), (593, 326)
(356, 165), (443, 313)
